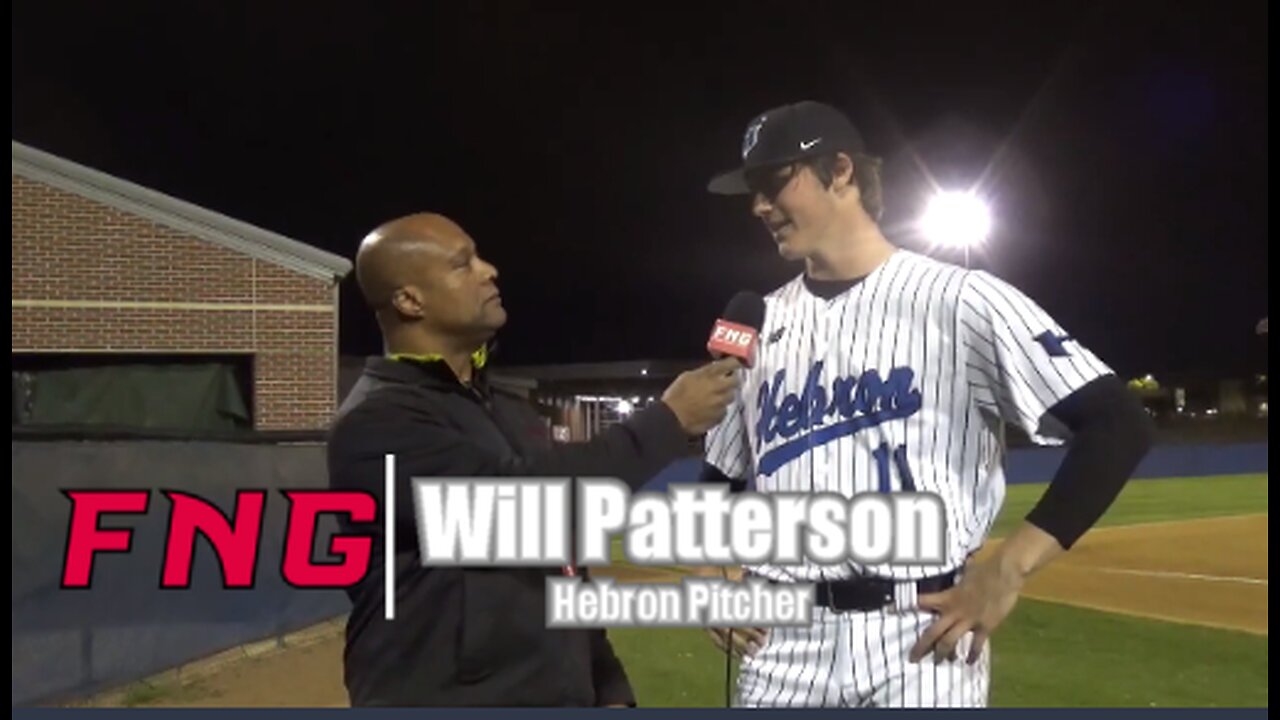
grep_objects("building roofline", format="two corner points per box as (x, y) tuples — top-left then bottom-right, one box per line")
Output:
(492, 359), (703, 383)
(11, 140), (352, 282)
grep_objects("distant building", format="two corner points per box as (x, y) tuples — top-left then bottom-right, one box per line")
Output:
(495, 359), (704, 443)
(11, 141), (351, 433)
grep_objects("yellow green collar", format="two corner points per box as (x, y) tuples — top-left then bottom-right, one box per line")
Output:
(388, 346), (488, 369)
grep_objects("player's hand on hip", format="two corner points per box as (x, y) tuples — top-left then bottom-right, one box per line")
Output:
(703, 566), (766, 657)
(706, 626), (768, 659)
(661, 358), (742, 435)
(910, 554), (1025, 665)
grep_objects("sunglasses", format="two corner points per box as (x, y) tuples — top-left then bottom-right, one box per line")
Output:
(744, 163), (799, 200)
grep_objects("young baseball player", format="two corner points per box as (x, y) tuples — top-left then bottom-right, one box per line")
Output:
(700, 101), (1154, 708)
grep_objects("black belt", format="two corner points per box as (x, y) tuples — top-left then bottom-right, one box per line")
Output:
(754, 570), (958, 612)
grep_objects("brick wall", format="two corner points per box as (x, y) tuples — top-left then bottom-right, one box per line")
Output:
(11, 174), (340, 431)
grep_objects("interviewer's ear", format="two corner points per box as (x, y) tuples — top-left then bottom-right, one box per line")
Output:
(391, 286), (426, 318)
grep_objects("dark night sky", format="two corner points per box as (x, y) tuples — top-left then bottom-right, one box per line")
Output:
(12, 1), (1268, 377)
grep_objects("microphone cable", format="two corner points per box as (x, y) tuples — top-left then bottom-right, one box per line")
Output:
(722, 565), (733, 708)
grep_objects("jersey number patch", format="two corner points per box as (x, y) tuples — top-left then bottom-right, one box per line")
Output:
(873, 443), (917, 493)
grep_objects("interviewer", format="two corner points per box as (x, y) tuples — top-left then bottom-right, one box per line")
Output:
(327, 212), (739, 707)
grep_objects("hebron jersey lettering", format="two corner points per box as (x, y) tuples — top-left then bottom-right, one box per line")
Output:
(755, 363), (923, 476)
(704, 249), (1112, 708)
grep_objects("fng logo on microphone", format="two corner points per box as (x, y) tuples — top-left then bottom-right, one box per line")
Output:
(712, 324), (753, 347)
(707, 319), (759, 367)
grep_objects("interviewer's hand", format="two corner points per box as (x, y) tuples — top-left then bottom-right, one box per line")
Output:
(661, 358), (741, 435)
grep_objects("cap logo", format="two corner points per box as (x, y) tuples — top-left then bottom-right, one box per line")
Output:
(742, 116), (766, 159)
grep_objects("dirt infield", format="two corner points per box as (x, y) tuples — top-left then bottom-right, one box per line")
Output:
(69, 563), (685, 708)
(73, 513), (1268, 707)
(992, 514), (1268, 635)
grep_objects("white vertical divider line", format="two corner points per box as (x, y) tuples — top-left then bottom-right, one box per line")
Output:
(385, 453), (396, 621)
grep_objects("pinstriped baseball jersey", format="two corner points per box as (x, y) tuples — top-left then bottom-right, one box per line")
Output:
(705, 248), (1112, 582)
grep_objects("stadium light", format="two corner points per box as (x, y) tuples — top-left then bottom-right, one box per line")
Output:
(920, 190), (991, 267)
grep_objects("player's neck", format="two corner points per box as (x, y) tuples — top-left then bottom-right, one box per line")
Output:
(806, 219), (896, 281)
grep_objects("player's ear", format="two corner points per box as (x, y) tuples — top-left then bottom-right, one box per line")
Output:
(831, 153), (856, 194)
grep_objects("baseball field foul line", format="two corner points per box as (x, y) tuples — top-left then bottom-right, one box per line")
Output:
(1093, 567), (1268, 586)
(1084, 512), (1268, 534)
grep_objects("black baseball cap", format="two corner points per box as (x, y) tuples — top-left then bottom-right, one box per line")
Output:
(708, 101), (868, 195)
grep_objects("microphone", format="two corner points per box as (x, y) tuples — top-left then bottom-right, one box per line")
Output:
(706, 290), (767, 708)
(706, 291), (766, 367)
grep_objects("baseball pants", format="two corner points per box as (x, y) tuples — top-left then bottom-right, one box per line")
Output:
(734, 604), (991, 708)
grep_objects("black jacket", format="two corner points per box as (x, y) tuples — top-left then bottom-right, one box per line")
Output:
(326, 355), (691, 707)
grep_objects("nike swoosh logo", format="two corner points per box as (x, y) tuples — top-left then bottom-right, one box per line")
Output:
(800, 138), (822, 150)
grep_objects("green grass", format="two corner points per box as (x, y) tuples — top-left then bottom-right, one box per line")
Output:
(608, 598), (1269, 707)
(990, 473), (1269, 538)
(991, 599), (1268, 708)
(604, 473), (1269, 707)
(118, 681), (175, 707)
(607, 626), (740, 707)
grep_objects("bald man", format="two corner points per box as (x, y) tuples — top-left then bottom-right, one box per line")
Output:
(327, 213), (740, 707)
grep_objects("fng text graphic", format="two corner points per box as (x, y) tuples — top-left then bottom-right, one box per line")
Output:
(60, 489), (375, 589)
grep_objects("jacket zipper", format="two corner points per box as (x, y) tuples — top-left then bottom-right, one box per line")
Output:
(461, 384), (525, 455)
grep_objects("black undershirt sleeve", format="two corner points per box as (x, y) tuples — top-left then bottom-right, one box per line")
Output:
(1024, 374), (1157, 549)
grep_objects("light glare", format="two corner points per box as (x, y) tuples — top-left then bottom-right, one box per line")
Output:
(921, 191), (991, 249)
